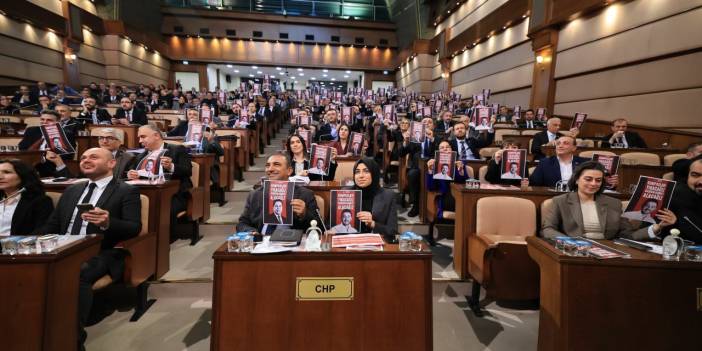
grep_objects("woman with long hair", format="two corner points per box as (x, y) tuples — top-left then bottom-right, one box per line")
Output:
(286, 134), (337, 181)
(0, 159), (54, 235)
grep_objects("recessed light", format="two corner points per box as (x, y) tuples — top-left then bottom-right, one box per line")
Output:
(383, 71), (388, 75)
(297, 68), (303, 71)
(276, 67), (282, 70)
(270, 75), (275, 78)
(311, 77), (317, 80)
(298, 73), (304, 76)
(226, 64), (233, 68)
(345, 70), (351, 74)
(182, 60), (189, 65)
(343, 75), (349, 78)
(234, 70), (239, 73)
(331, 78), (336, 81)
(330, 82), (335, 85)
(291, 77), (296, 80)
(252, 65), (258, 69)
(248, 74), (254, 77)
(323, 69), (328, 72)
(323, 74), (328, 77)
(257, 71), (262, 74)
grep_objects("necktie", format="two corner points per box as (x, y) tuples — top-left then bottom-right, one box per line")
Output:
(70, 183), (97, 235)
(92, 111), (98, 124)
(423, 139), (429, 158)
(460, 141), (468, 160)
(528, 121), (532, 128)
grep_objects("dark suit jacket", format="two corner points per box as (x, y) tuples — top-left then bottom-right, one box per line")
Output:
(435, 120), (454, 136)
(10, 193), (54, 235)
(485, 159), (530, 186)
(317, 123), (340, 142)
(236, 185), (318, 233)
(542, 192), (649, 240)
(41, 178), (142, 250)
(449, 133), (495, 160)
(19, 125), (76, 151)
(103, 94), (122, 105)
(530, 130), (558, 160)
(529, 155), (588, 187)
(132, 143), (192, 193)
(399, 138), (436, 169)
(368, 188), (398, 236)
(517, 119), (545, 129)
(601, 131), (647, 148)
(167, 120), (190, 137)
(114, 108), (148, 125)
(78, 108), (112, 124)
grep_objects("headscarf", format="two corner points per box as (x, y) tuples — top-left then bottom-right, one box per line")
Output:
(353, 157), (381, 212)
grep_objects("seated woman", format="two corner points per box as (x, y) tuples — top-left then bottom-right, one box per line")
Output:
(331, 123), (352, 156)
(351, 158), (397, 237)
(542, 161), (676, 240)
(0, 159), (54, 235)
(426, 140), (472, 221)
(485, 139), (530, 186)
(286, 134), (337, 181)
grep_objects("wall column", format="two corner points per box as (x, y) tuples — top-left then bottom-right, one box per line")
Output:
(528, 28), (558, 111)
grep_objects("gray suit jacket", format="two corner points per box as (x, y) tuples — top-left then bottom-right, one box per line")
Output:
(368, 188), (398, 236)
(542, 192), (649, 240)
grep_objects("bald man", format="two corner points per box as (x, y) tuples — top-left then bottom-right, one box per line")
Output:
(41, 147), (142, 349)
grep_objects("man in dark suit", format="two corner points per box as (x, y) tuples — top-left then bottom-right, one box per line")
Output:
(112, 97), (148, 125)
(55, 103), (83, 136)
(434, 111), (454, 139)
(53, 89), (74, 105)
(237, 152), (319, 234)
(127, 124), (192, 239)
(19, 110), (77, 177)
(77, 97), (112, 125)
(317, 109), (341, 142)
(54, 128), (135, 179)
(449, 120), (495, 161)
(399, 121), (437, 217)
(601, 118), (647, 148)
(12, 85), (35, 107)
(40, 147), (142, 349)
(127, 92), (146, 111)
(529, 135), (589, 187)
(673, 143), (702, 183)
(531, 117), (579, 161)
(517, 109), (545, 129)
(102, 87), (122, 105)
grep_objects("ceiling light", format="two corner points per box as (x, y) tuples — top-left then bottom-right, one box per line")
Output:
(298, 73), (304, 76)
(270, 75), (275, 78)
(182, 60), (189, 65)
(383, 71), (388, 75)
(323, 74), (328, 77)
(331, 78), (336, 81)
(311, 77), (317, 80)
(343, 75), (349, 78)
(248, 74), (254, 77)
(257, 71), (262, 74)
(345, 70), (351, 74)
(291, 77), (296, 80)
(323, 69), (328, 72)
(297, 68), (303, 71)
(330, 83), (335, 85)
(252, 65), (258, 69)
(234, 70), (239, 73)
(276, 67), (282, 70)
(226, 64), (233, 68)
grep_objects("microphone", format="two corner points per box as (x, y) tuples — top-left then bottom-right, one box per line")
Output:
(683, 216), (702, 234)
(314, 208), (328, 232)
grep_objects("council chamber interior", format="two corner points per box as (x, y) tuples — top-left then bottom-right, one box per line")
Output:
(0, 0), (701, 350)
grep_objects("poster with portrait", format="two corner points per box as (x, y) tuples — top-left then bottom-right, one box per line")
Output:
(536, 107), (547, 121)
(434, 99), (442, 112)
(383, 104), (395, 123)
(308, 144), (332, 176)
(262, 180), (295, 225)
(622, 176), (676, 224)
(570, 112), (588, 130)
(513, 105), (522, 120)
(342, 106), (351, 124)
(500, 149), (527, 180)
(349, 132), (364, 156)
(592, 153), (621, 175)
(263, 75), (271, 92)
(433, 151), (456, 180)
(329, 190), (362, 234)
(200, 108), (211, 125)
(422, 106), (432, 118)
(239, 82), (247, 92)
(135, 149), (167, 177)
(474, 107), (492, 131)
(39, 123), (75, 155)
(184, 122), (205, 147)
(253, 83), (261, 95)
(218, 90), (226, 105)
(298, 129), (311, 149)
(410, 121), (426, 143)
(296, 115), (311, 127)
(239, 108), (249, 124)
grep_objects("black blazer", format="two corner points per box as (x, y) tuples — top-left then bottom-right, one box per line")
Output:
(530, 131), (556, 160)
(368, 188), (398, 236)
(18, 125), (76, 151)
(166, 120), (189, 137)
(449, 132), (494, 160)
(601, 131), (647, 148)
(102, 94), (122, 105)
(78, 108), (112, 124)
(132, 143), (192, 193)
(9, 193), (54, 235)
(114, 108), (148, 125)
(236, 185), (318, 233)
(41, 178), (142, 250)
(435, 120), (454, 135)
(399, 138), (436, 169)
(529, 155), (588, 187)
(317, 123), (340, 142)
(517, 119), (545, 129)
(485, 159), (530, 186)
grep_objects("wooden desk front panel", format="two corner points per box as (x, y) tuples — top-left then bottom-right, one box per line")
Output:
(212, 252), (432, 351)
(528, 238), (702, 351)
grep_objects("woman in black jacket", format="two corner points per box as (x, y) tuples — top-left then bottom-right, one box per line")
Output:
(351, 158), (398, 237)
(0, 159), (54, 235)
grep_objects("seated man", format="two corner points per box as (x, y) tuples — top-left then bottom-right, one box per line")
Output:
(434, 111), (454, 139)
(0, 95), (19, 114)
(18, 110), (76, 177)
(449, 120), (495, 162)
(77, 97), (112, 126)
(516, 109), (545, 129)
(672, 142), (702, 182)
(601, 118), (647, 148)
(531, 117), (578, 160)
(665, 158), (702, 244)
(317, 109), (341, 142)
(529, 135), (589, 187)
(112, 97), (148, 125)
(40, 147), (142, 349)
(485, 139), (530, 186)
(53, 128), (135, 179)
(127, 124), (192, 240)
(399, 119), (437, 217)
(55, 103), (83, 137)
(237, 152), (319, 234)
(494, 106), (512, 123)
(168, 108), (201, 137)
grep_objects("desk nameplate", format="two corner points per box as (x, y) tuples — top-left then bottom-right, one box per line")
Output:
(296, 277), (354, 301)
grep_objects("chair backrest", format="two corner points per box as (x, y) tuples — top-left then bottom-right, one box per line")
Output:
(478, 165), (488, 183)
(23, 117), (42, 128)
(466, 165), (475, 179)
(190, 161), (200, 186)
(520, 130), (541, 136)
(476, 196), (536, 236)
(620, 152), (660, 166)
(315, 195), (324, 221)
(479, 147), (500, 159)
(576, 139), (595, 148)
(140, 194), (149, 235)
(663, 153), (686, 166)
(540, 199), (553, 229)
(528, 139), (533, 154)
(662, 171), (674, 180)
(495, 129), (518, 141)
(0, 138), (22, 147)
(579, 150), (615, 158)
(46, 192), (62, 207)
(166, 140), (184, 145)
(335, 159), (355, 181)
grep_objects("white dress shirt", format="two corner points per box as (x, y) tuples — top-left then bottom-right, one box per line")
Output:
(558, 156), (573, 182)
(0, 193), (21, 236)
(66, 176), (113, 235)
(547, 131), (558, 142)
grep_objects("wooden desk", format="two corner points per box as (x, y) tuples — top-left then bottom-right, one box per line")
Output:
(191, 153), (214, 222)
(450, 184), (629, 279)
(527, 237), (702, 351)
(87, 125), (139, 148)
(43, 180), (179, 278)
(211, 243), (433, 351)
(0, 236), (101, 351)
(542, 146), (679, 162)
(500, 134), (532, 150)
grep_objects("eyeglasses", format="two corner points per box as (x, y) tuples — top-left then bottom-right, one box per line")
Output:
(98, 136), (118, 141)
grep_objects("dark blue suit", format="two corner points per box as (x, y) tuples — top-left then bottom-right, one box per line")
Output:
(529, 156), (588, 187)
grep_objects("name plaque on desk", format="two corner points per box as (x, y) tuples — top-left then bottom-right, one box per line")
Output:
(296, 277), (354, 301)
